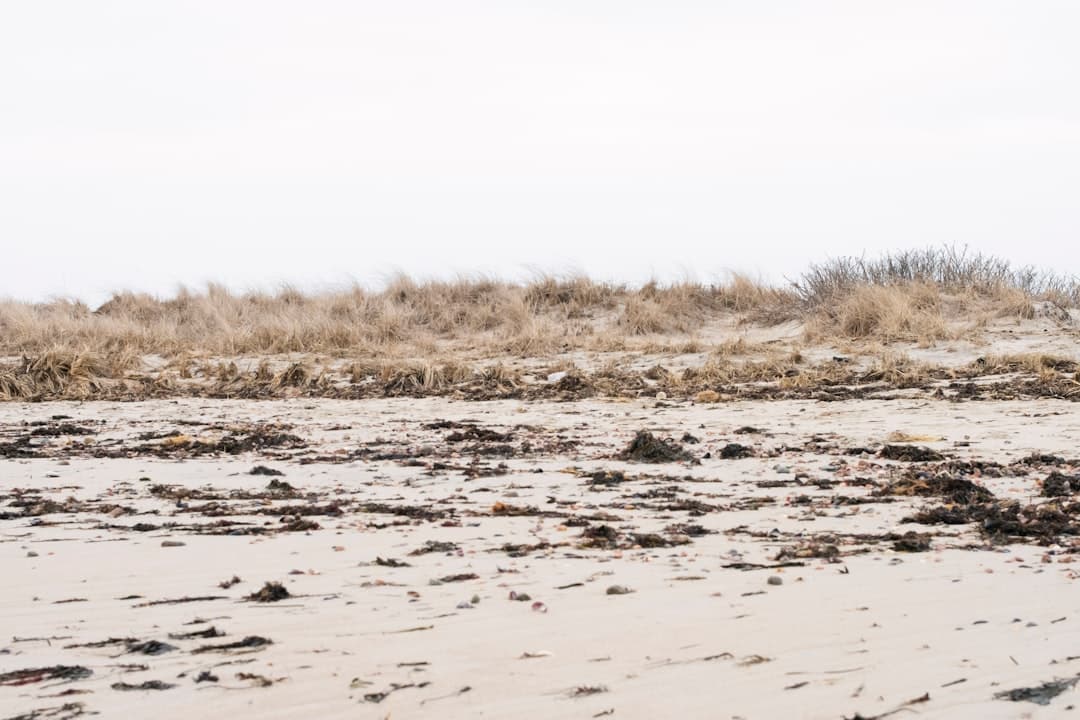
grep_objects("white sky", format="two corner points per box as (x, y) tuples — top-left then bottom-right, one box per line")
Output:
(2, 1), (1078, 305)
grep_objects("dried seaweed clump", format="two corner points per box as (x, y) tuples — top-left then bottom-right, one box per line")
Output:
(617, 431), (693, 463)
(0, 352), (135, 400)
(878, 473), (994, 504)
(246, 581), (291, 602)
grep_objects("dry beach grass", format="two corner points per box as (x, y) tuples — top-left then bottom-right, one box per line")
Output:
(2, 248), (1076, 361)
(2, 248), (1079, 402)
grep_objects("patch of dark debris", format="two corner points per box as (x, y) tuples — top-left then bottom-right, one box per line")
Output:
(409, 540), (459, 556)
(994, 675), (1080, 705)
(617, 431), (694, 463)
(0, 666), (92, 686)
(246, 581), (290, 602)
(579, 523), (692, 550)
(877, 473), (995, 504)
(138, 425), (306, 457)
(191, 636), (273, 654)
(1043, 471), (1080, 497)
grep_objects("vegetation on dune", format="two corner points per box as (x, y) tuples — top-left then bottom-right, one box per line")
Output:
(0, 273), (804, 359)
(794, 246), (1080, 307)
(0, 247), (1078, 400)
(2, 247), (1077, 360)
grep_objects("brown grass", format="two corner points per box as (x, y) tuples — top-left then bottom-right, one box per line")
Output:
(804, 282), (952, 343)
(1, 250), (1077, 370)
(2, 274), (803, 360)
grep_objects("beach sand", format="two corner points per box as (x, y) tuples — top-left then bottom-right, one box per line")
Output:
(2, 395), (1080, 719)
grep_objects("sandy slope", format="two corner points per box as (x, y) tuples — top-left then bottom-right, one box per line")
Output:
(2, 397), (1080, 719)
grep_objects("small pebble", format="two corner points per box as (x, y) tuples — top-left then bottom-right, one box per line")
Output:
(161, 540), (186, 548)
(767, 575), (783, 586)
(606, 585), (634, 595)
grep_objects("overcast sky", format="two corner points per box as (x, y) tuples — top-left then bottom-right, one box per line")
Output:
(2, 2), (1078, 305)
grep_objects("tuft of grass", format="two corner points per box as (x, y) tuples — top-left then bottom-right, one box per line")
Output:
(804, 282), (950, 343)
(965, 353), (1079, 376)
(524, 273), (619, 316)
(270, 362), (312, 390)
(379, 361), (474, 395)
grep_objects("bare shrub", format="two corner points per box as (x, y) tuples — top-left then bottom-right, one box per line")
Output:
(794, 246), (1080, 308)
